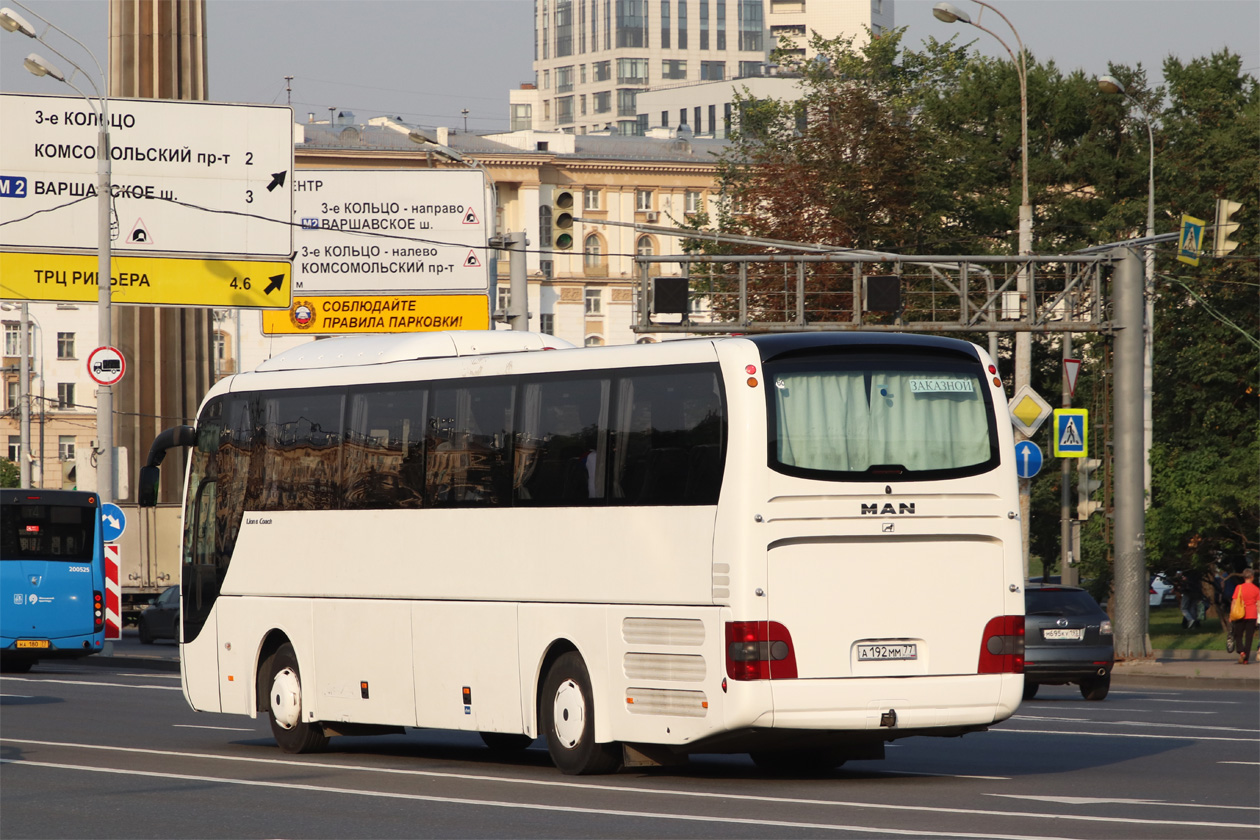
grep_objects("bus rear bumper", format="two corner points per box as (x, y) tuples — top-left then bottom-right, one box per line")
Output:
(763, 672), (1022, 731)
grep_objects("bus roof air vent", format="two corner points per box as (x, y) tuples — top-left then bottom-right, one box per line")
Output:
(254, 331), (576, 372)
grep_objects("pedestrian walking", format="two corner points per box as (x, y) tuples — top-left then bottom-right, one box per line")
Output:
(1222, 567), (1247, 652)
(1229, 569), (1260, 664)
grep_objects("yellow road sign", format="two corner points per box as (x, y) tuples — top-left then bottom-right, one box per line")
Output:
(0, 252), (291, 308)
(262, 293), (489, 335)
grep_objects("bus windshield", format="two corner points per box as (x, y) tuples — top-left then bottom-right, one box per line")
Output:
(766, 350), (999, 481)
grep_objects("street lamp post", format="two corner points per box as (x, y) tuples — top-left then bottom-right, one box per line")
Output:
(2, 3), (114, 503)
(933, 0), (1034, 573)
(1098, 74), (1156, 506)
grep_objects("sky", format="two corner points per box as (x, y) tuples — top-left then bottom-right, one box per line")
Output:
(0, 0), (1257, 133)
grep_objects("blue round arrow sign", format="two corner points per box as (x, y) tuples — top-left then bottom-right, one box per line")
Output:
(1014, 440), (1043, 479)
(100, 503), (126, 543)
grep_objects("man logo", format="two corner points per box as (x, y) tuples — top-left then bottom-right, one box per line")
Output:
(861, 503), (916, 515)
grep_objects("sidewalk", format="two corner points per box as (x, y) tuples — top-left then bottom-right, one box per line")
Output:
(87, 644), (1260, 690)
(1112, 647), (1260, 691)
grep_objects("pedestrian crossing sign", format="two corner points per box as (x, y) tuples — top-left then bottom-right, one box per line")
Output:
(1178, 214), (1206, 266)
(1052, 409), (1088, 458)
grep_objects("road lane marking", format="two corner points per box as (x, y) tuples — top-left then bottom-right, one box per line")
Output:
(0, 759), (1078, 840)
(985, 794), (1258, 812)
(0, 693), (34, 698)
(1220, 761), (1260, 766)
(1013, 715), (1255, 734)
(1027, 706), (1216, 715)
(173, 724), (259, 732)
(1145, 698), (1244, 705)
(993, 727), (1244, 743)
(0, 677), (180, 691)
(874, 770), (1010, 780)
(2, 740), (1256, 832)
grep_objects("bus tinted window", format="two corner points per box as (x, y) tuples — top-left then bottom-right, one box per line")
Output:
(516, 377), (609, 505)
(1, 502), (97, 561)
(344, 386), (428, 509)
(611, 369), (725, 505)
(257, 392), (344, 511)
(767, 352), (997, 480)
(427, 383), (515, 506)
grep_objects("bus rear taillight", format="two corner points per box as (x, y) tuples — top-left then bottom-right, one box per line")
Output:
(93, 591), (104, 632)
(725, 621), (798, 680)
(977, 615), (1024, 673)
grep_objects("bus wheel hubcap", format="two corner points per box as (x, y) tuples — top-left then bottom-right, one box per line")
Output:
(271, 667), (302, 730)
(552, 679), (585, 749)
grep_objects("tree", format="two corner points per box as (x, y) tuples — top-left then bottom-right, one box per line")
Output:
(1142, 51), (1259, 575)
(0, 457), (17, 489)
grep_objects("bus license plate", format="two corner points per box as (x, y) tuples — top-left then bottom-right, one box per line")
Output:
(858, 643), (917, 661)
(1042, 628), (1083, 640)
(16, 640), (49, 649)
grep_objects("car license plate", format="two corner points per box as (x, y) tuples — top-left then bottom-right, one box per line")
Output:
(15, 639), (49, 649)
(1042, 628), (1083, 640)
(858, 643), (918, 661)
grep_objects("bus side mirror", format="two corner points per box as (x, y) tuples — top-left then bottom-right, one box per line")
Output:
(138, 466), (161, 507)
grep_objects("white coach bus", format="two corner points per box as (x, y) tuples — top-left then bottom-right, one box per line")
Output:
(140, 330), (1025, 774)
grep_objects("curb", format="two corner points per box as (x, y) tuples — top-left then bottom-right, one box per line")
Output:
(1111, 672), (1258, 691)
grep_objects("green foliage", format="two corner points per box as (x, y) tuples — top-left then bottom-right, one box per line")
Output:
(0, 457), (18, 489)
(691, 31), (1258, 580)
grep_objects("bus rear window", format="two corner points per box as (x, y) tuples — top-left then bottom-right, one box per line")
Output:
(0, 503), (97, 561)
(766, 352), (999, 481)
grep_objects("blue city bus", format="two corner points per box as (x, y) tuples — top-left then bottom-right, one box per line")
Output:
(1, 489), (107, 672)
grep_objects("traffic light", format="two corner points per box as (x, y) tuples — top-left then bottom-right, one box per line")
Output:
(553, 190), (574, 250)
(1077, 458), (1103, 520)
(1214, 198), (1242, 257)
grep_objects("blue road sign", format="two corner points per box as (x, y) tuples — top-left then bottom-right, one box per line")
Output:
(101, 503), (126, 543)
(1014, 440), (1043, 479)
(1052, 409), (1089, 458)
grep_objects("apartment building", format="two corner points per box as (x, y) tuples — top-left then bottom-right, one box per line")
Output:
(515, 0), (895, 135)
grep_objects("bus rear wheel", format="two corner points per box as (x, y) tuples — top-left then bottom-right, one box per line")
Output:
(541, 651), (622, 775)
(267, 643), (329, 754)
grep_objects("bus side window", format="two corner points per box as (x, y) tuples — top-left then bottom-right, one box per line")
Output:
(257, 392), (345, 512)
(515, 377), (608, 506)
(427, 384), (514, 507)
(611, 367), (725, 506)
(344, 386), (428, 509)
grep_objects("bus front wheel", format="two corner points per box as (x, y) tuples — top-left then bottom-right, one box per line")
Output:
(541, 652), (622, 775)
(267, 643), (329, 754)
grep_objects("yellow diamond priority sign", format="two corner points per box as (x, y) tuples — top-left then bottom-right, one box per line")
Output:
(1009, 384), (1053, 437)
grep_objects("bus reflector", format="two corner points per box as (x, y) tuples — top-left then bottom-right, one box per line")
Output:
(977, 615), (1024, 673)
(93, 591), (104, 632)
(725, 621), (798, 680)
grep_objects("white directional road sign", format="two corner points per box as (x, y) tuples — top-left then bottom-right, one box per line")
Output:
(291, 169), (489, 295)
(0, 93), (293, 259)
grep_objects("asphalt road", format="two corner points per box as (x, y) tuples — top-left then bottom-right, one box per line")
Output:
(2, 657), (1257, 840)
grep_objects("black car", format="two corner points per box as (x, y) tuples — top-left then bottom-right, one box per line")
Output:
(1023, 584), (1114, 701)
(137, 585), (179, 644)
